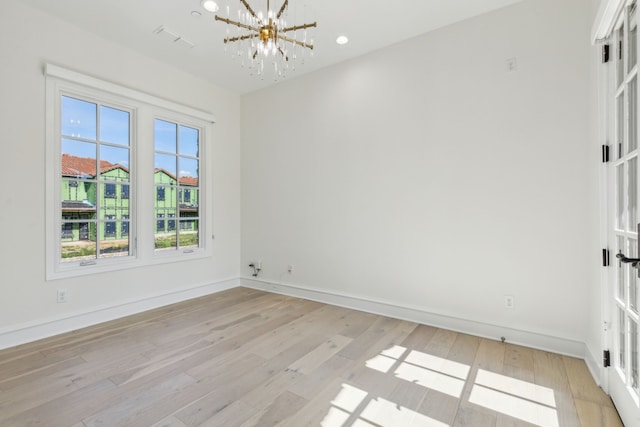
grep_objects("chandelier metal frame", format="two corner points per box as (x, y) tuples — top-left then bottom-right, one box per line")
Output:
(214, 0), (316, 64)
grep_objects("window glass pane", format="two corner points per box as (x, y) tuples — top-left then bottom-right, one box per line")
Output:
(101, 145), (130, 181)
(155, 213), (177, 251)
(99, 222), (129, 258)
(156, 186), (166, 201)
(62, 96), (97, 140)
(630, 7), (638, 71)
(61, 222), (74, 240)
(178, 157), (199, 185)
(155, 153), (177, 177)
(62, 139), (97, 179)
(121, 184), (130, 200)
(618, 94), (625, 159)
(156, 214), (166, 232)
(621, 308), (627, 371)
(630, 78), (638, 153)
(631, 238), (639, 315)
(619, 24), (625, 87)
(629, 157), (638, 231)
(104, 216), (117, 238)
(619, 236), (627, 301)
(100, 106), (130, 146)
(179, 125), (199, 157)
(104, 183), (117, 199)
(632, 320), (639, 392)
(155, 119), (177, 153)
(61, 232), (96, 263)
(179, 220), (199, 248)
(61, 180), (97, 207)
(618, 164), (626, 230)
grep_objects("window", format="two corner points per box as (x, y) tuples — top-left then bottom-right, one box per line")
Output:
(61, 223), (73, 239)
(105, 183), (117, 199)
(105, 215), (117, 238)
(46, 64), (214, 279)
(154, 118), (201, 251)
(157, 214), (165, 232)
(121, 214), (129, 237)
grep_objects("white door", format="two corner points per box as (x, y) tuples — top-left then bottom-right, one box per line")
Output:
(609, 2), (640, 424)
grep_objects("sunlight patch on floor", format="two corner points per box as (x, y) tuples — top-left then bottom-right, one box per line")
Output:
(469, 370), (558, 427)
(394, 361), (466, 398)
(323, 345), (561, 427)
(475, 369), (556, 407)
(366, 345), (470, 398)
(357, 397), (450, 427)
(322, 383), (450, 427)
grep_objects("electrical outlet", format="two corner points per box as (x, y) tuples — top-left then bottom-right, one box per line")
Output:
(57, 289), (68, 304)
(504, 295), (514, 309)
(287, 264), (294, 273)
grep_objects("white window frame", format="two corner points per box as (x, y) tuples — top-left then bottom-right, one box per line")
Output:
(45, 64), (215, 280)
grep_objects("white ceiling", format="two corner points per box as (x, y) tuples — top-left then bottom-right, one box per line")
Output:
(21, 0), (522, 94)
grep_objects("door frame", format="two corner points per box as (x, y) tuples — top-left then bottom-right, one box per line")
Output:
(596, 1), (640, 425)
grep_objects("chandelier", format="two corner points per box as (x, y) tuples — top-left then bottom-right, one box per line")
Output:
(214, 0), (317, 78)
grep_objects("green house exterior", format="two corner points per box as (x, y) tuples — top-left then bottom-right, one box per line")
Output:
(61, 155), (198, 246)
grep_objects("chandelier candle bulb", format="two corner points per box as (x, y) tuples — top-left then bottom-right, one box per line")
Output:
(214, 0), (316, 79)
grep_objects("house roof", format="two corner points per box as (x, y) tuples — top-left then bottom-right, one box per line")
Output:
(62, 154), (129, 178)
(62, 154), (197, 186)
(154, 168), (199, 187)
(179, 176), (198, 186)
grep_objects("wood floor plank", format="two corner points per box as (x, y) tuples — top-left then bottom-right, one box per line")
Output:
(0, 287), (622, 427)
(238, 390), (308, 427)
(150, 416), (189, 427)
(82, 373), (197, 426)
(563, 355), (613, 407)
(574, 398), (624, 427)
(533, 349), (581, 427)
(197, 400), (257, 427)
(287, 354), (355, 401)
(287, 334), (352, 374)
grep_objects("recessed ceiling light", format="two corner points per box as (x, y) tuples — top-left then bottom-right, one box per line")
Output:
(336, 35), (349, 45)
(201, 0), (219, 13)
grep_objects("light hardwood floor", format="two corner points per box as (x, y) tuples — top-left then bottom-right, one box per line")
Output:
(0, 287), (623, 427)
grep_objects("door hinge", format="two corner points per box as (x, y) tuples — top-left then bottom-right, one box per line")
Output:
(602, 144), (610, 163)
(603, 248), (611, 267)
(602, 44), (610, 63)
(604, 349), (611, 368)
(619, 40), (623, 61)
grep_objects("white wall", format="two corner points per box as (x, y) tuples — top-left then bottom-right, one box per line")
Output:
(0, 0), (241, 345)
(241, 0), (593, 353)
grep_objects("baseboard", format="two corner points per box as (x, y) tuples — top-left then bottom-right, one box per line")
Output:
(241, 277), (588, 359)
(585, 342), (606, 388)
(0, 277), (240, 351)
